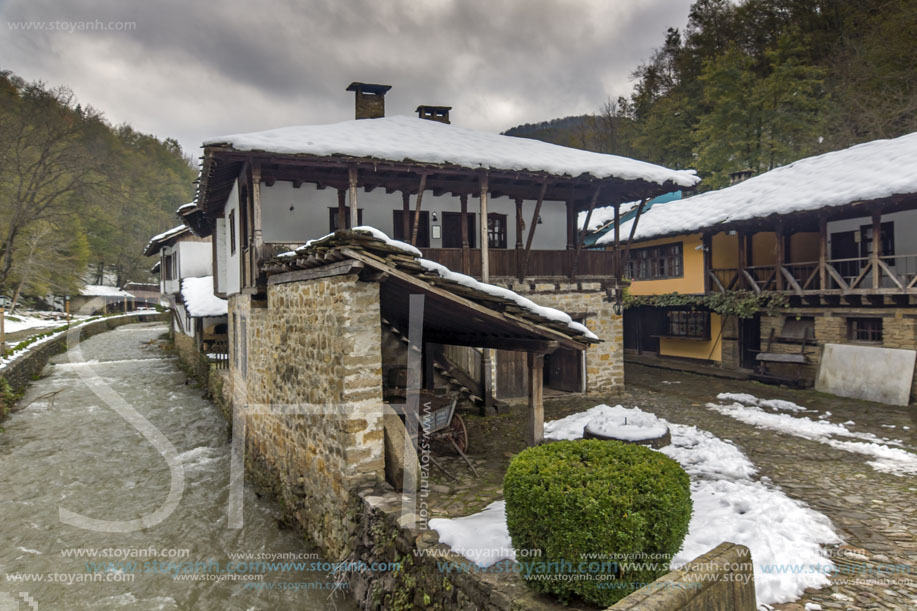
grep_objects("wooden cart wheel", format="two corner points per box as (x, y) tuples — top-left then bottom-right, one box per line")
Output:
(449, 414), (468, 454)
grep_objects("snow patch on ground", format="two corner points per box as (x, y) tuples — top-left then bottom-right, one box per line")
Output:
(716, 392), (807, 413)
(432, 404), (840, 606)
(708, 396), (917, 476)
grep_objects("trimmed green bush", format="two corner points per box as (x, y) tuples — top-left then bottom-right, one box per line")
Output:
(504, 439), (692, 606)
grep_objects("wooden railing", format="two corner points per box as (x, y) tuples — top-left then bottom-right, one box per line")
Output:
(709, 254), (917, 295)
(419, 248), (617, 280)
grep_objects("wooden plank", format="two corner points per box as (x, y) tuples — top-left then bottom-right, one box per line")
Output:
(480, 173), (490, 282)
(871, 207), (882, 290)
(268, 260), (364, 285)
(876, 259), (904, 289)
(741, 269), (760, 294)
(348, 166), (359, 229)
(341, 247), (589, 351)
(708, 269), (726, 292)
(825, 264), (850, 291)
(818, 215), (827, 289)
(527, 351), (545, 446)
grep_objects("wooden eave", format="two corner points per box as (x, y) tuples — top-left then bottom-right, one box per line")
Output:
(624, 193), (917, 246)
(262, 232), (597, 352)
(196, 146), (682, 220)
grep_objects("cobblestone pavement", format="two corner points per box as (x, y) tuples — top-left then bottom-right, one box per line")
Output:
(426, 363), (917, 610)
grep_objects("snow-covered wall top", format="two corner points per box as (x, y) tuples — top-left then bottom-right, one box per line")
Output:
(80, 285), (134, 298)
(145, 224), (189, 255)
(204, 115), (699, 188)
(601, 132), (917, 244)
(181, 276), (227, 317)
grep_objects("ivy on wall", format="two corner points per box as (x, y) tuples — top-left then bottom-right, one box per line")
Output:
(623, 290), (789, 319)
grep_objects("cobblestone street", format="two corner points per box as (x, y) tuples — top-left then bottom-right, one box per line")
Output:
(428, 362), (917, 610)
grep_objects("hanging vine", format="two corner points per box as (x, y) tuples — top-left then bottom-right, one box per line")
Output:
(623, 290), (789, 319)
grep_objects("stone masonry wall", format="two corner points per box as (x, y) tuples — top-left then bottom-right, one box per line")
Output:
(501, 281), (623, 394)
(226, 275), (386, 560)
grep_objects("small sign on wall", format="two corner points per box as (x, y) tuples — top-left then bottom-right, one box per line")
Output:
(431, 225), (441, 240)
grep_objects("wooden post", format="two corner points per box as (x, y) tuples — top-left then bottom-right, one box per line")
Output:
(775, 222), (785, 291)
(460, 194), (470, 274)
(348, 166), (359, 230)
(871, 207), (882, 290)
(571, 186), (601, 279)
(402, 192), (411, 239)
(0, 307), (5, 354)
(526, 351), (545, 446)
(514, 198), (524, 279)
(411, 173), (428, 246)
(565, 200), (576, 250)
(818, 216), (827, 290)
(702, 233), (712, 293)
(622, 197), (650, 267)
(337, 189), (347, 230)
(251, 163), (264, 286)
(479, 173), (489, 282)
(520, 180), (547, 282)
(737, 231), (747, 289)
(612, 202), (621, 279)
(66, 298), (70, 326)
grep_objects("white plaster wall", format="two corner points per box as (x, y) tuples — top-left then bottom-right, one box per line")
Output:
(178, 241), (213, 278)
(223, 180), (241, 296)
(258, 180), (569, 250)
(214, 218), (227, 294)
(827, 209), (917, 259)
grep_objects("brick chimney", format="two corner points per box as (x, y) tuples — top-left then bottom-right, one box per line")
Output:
(346, 82), (391, 119)
(416, 105), (451, 124)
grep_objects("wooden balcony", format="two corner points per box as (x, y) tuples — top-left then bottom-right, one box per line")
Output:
(418, 248), (618, 281)
(709, 254), (917, 296)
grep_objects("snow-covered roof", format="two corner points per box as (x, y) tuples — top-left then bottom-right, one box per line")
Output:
(80, 285), (134, 298)
(176, 202), (197, 214)
(144, 224), (190, 256)
(204, 115), (699, 189)
(272, 227), (597, 343)
(181, 276), (227, 317)
(150, 260), (161, 274)
(601, 132), (917, 244)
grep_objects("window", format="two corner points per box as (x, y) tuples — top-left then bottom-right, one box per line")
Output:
(665, 310), (710, 339)
(859, 221), (894, 258)
(848, 317), (882, 343)
(392, 210), (430, 248)
(626, 243), (683, 280)
(441, 212), (476, 248)
(229, 209), (236, 255)
(487, 213), (507, 249)
(329, 207), (363, 232)
(163, 254), (174, 281)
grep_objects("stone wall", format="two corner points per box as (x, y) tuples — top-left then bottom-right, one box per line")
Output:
(758, 307), (917, 400)
(608, 542), (756, 611)
(1, 313), (165, 422)
(226, 274), (386, 559)
(501, 281), (623, 394)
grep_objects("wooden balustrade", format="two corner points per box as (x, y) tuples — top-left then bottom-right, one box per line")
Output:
(419, 248), (617, 280)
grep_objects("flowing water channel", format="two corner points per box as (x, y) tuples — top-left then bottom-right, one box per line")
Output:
(0, 323), (356, 610)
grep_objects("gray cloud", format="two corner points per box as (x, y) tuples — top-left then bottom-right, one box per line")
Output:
(0, 0), (693, 158)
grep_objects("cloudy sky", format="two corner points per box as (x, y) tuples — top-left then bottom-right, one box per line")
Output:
(0, 0), (693, 158)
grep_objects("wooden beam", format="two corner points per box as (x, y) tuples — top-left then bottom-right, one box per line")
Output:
(340, 248), (588, 351)
(737, 232), (747, 290)
(251, 162), (264, 287)
(527, 351), (546, 446)
(514, 199), (524, 250)
(613, 201), (621, 278)
(422, 335), (561, 353)
(708, 269), (726, 292)
(411, 173), (428, 246)
(877, 259), (904, 289)
(348, 166), (359, 229)
(520, 180), (547, 281)
(702, 233), (712, 293)
(779, 266), (804, 296)
(775, 223), (785, 291)
(871, 207), (882, 290)
(267, 260), (364, 285)
(571, 186), (601, 278)
(460, 194), (470, 274)
(480, 173), (490, 282)
(818, 215), (827, 290)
